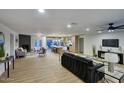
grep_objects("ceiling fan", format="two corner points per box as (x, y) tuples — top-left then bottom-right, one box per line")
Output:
(97, 23), (124, 33)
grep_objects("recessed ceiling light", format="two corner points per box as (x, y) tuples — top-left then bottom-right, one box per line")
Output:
(67, 24), (71, 28)
(98, 31), (102, 33)
(108, 30), (111, 32)
(86, 28), (90, 31)
(38, 9), (45, 13)
(71, 22), (77, 25)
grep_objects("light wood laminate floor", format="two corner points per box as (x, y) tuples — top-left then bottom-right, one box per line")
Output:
(1, 51), (124, 83)
(0, 52), (84, 83)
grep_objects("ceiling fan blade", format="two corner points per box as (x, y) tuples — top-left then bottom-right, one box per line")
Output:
(116, 27), (124, 29)
(115, 25), (124, 29)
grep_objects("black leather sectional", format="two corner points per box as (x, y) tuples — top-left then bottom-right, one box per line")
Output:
(61, 52), (104, 83)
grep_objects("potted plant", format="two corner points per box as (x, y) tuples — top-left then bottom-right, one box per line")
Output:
(92, 45), (97, 57)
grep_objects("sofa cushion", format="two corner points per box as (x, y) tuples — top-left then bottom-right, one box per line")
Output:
(17, 47), (24, 51)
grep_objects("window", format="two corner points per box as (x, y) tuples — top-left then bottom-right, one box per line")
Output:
(34, 40), (37, 48)
(34, 40), (42, 49)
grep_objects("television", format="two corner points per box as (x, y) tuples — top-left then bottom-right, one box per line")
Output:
(102, 39), (119, 47)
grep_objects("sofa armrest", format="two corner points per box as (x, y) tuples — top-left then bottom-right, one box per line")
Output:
(86, 64), (104, 83)
(88, 63), (104, 70)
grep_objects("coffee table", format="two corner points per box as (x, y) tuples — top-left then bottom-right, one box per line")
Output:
(97, 65), (124, 83)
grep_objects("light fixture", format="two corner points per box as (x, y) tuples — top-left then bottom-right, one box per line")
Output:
(38, 9), (45, 13)
(108, 30), (111, 32)
(67, 24), (71, 28)
(98, 31), (102, 33)
(86, 28), (90, 31)
(108, 29), (114, 32)
(111, 30), (114, 32)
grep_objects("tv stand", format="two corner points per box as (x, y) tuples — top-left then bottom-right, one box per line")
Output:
(98, 50), (123, 64)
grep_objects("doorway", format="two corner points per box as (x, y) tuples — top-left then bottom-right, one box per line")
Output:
(79, 38), (84, 53)
(10, 33), (14, 56)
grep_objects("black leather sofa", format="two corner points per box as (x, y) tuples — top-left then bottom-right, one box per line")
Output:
(61, 52), (104, 83)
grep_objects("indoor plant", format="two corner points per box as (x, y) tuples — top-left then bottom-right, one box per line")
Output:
(92, 45), (97, 57)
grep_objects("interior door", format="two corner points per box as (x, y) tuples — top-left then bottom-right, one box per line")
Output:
(10, 33), (14, 56)
(79, 38), (84, 53)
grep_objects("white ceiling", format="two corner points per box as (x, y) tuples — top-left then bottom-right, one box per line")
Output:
(0, 9), (124, 36)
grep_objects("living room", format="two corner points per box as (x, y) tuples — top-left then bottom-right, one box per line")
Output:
(0, 9), (124, 83)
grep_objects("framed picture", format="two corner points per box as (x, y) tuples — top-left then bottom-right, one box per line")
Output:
(0, 31), (5, 57)
(0, 32), (5, 45)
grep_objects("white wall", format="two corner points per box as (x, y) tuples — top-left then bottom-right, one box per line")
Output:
(80, 31), (124, 56)
(0, 23), (18, 75)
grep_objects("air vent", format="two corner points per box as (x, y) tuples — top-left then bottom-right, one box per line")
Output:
(71, 22), (77, 25)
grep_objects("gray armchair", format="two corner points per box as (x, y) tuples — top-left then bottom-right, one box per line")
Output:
(15, 48), (27, 58)
(38, 47), (47, 56)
